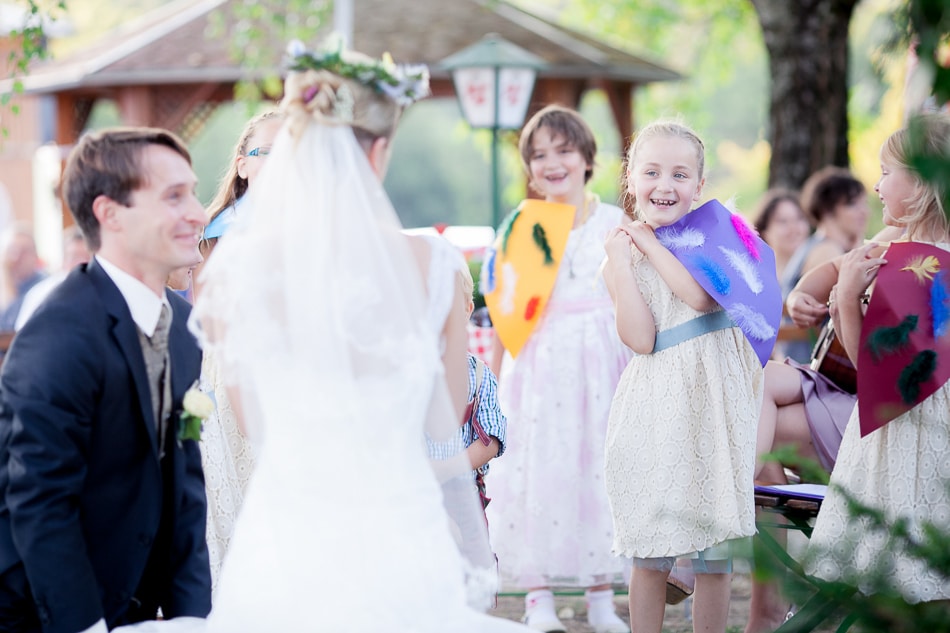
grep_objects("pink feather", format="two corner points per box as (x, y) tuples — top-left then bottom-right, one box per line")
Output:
(730, 213), (761, 261)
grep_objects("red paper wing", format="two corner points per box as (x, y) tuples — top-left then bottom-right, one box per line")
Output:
(857, 241), (950, 436)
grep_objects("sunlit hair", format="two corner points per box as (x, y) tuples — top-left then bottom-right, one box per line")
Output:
(799, 165), (865, 225)
(753, 187), (804, 235)
(881, 113), (950, 240)
(518, 105), (597, 186)
(457, 259), (474, 315)
(622, 118), (705, 220)
(201, 109), (283, 257)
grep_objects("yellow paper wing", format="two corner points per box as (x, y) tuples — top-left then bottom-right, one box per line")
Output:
(482, 199), (575, 358)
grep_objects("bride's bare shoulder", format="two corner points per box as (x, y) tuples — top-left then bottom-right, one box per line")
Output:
(404, 233), (434, 278)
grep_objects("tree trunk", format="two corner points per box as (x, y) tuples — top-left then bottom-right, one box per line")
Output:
(751, 0), (859, 190)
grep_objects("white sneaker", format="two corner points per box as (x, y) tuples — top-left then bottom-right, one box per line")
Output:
(523, 590), (567, 633)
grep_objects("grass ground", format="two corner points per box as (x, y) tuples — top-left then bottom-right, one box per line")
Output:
(489, 572), (756, 633)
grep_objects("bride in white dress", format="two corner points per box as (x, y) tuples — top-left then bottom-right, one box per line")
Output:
(187, 43), (529, 632)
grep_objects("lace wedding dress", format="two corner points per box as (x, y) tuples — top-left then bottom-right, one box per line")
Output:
(192, 119), (527, 632)
(198, 351), (254, 590)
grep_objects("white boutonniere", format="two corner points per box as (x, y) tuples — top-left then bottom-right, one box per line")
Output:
(177, 384), (214, 444)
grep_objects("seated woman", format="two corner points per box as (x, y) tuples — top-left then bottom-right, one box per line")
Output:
(753, 188), (809, 283)
(781, 167), (869, 362)
(753, 189), (810, 361)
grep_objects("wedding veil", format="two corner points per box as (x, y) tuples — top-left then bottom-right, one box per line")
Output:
(191, 66), (499, 610)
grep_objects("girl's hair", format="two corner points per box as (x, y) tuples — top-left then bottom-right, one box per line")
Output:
(457, 260), (474, 307)
(623, 119), (705, 219)
(881, 113), (950, 240)
(799, 165), (865, 225)
(201, 110), (283, 255)
(753, 187), (804, 235)
(518, 104), (597, 184)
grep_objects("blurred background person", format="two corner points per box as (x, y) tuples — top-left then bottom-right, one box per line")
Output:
(779, 167), (869, 362)
(753, 189), (808, 361)
(15, 226), (91, 330)
(753, 188), (809, 283)
(0, 225), (47, 332)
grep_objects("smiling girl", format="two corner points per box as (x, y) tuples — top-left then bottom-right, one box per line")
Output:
(602, 120), (765, 633)
(485, 105), (632, 633)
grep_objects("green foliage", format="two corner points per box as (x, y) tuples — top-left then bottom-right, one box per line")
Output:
(547, 0), (769, 202)
(907, 114), (950, 224)
(762, 483), (950, 633)
(1, 0), (68, 132)
(384, 99), (516, 228)
(761, 446), (830, 485)
(205, 0), (330, 101)
(881, 0), (950, 223)
(903, 0), (950, 105)
(469, 259), (485, 310)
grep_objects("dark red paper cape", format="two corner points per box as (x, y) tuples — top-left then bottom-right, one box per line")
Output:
(858, 241), (950, 436)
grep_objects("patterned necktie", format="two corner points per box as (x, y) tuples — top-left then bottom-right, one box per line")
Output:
(142, 304), (171, 448)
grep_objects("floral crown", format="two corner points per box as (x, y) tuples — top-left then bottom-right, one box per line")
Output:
(285, 39), (430, 107)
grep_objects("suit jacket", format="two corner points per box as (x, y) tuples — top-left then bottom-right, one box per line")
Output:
(0, 259), (211, 633)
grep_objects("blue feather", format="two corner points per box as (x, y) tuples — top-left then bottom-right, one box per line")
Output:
(932, 269), (950, 338)
(479, 248), (496, 295)
(692, 254), (731, 295)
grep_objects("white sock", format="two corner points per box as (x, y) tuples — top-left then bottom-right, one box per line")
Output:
(524, 589), (561, 624)
(586, 589), (629, 630)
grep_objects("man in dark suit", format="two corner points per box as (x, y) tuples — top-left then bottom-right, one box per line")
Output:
(0, 128), (211, 633)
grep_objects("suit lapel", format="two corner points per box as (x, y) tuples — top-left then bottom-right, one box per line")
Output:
(167, 294), (197, 434)
(86, 259), (160, 457)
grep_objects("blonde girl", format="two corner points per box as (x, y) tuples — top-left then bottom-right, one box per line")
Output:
(806, 114), (950, 604)
(603, 120), (764, 633)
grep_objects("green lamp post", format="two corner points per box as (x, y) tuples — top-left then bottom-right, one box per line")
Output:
(440, 34), (546, 230)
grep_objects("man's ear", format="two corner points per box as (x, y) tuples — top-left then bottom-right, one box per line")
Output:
(92, 195), (119, 231)
(367, 137), (390, 179)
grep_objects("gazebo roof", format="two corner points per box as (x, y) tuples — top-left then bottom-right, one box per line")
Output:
(16, 0), (680, 93)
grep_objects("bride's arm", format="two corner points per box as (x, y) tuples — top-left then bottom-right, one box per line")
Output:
(406, 235), (469, 424)
(442, 271), (470, 424)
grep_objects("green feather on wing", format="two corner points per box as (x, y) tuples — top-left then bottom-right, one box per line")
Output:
(898, 349), (937, 405)
(531, 223), (554, 265)
(866, 315), (918, 363)
(497, 209), (521, 255)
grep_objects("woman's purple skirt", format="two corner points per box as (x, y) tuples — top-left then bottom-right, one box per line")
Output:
(786, 359), (857, 472)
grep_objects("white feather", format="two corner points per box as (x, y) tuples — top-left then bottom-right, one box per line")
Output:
(722, 196), (740, 215)
(498, 262), (518, 315)
(730, 303), (775, 340)
(657, 227), (705, 251)
(719, 246), (763, 294)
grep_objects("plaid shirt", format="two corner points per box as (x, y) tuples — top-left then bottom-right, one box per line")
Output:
(426, 354), (507, 477)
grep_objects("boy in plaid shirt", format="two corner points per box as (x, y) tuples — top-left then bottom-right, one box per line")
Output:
(428, 262), (507, 500)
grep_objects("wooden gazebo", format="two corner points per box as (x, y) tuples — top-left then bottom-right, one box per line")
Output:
(15, 0), (680, 148)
